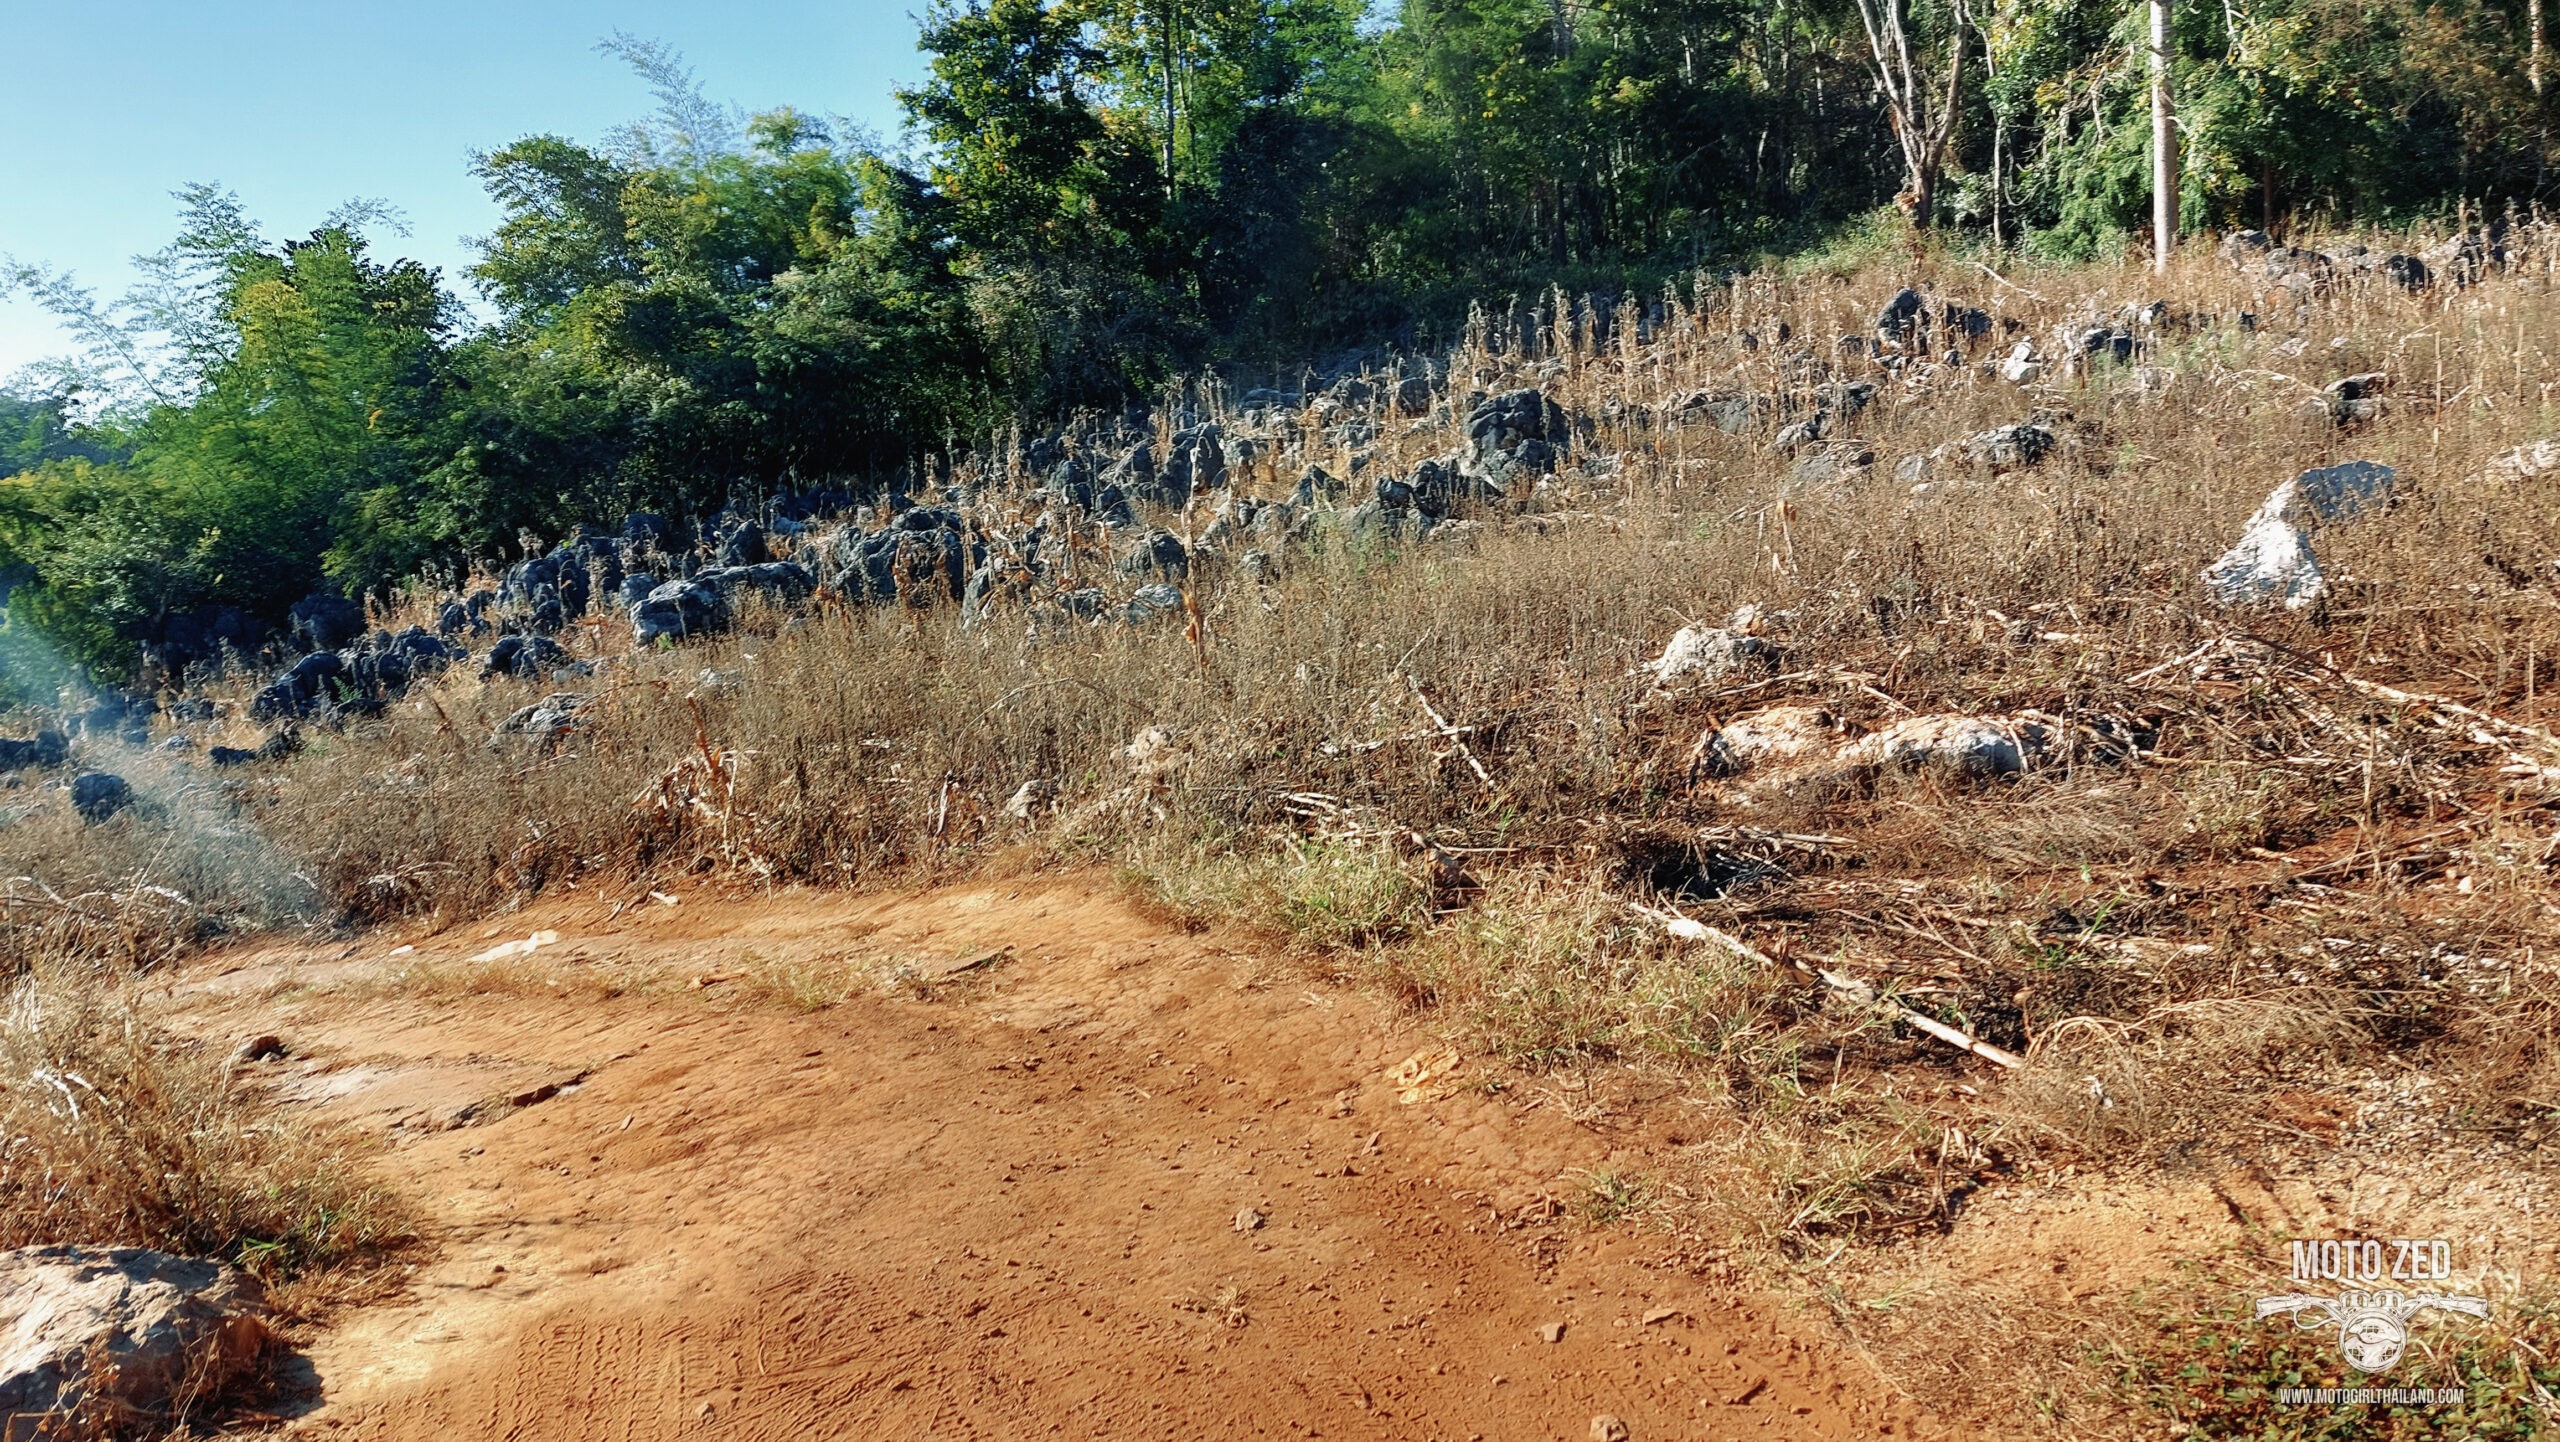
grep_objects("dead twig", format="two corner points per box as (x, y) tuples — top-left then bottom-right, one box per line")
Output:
(1630, 904), (2025, 1068)
(1404, 674), (1495, 788)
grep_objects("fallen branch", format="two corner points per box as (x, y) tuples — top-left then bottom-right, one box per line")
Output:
(2334, 674), (2560, 753)
(1632, 904), (2025, 1068)
(2123, 638), (2227, 686)
(1970, 260), (2052, 304)
(1403, 674), (1495, 788)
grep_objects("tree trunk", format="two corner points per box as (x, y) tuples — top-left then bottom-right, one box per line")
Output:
(1852, 0), (1968, 229)
(2151, 0), (2177, 273)
(1992, 117), (2005, 248)
(1161, 0), (1179, 196)
(2534, 0), (2545, 97)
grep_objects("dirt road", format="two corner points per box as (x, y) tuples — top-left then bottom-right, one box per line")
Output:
(176, 876), (1943, 1441)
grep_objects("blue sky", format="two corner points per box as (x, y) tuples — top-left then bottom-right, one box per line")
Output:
(0, 0), (931, 380)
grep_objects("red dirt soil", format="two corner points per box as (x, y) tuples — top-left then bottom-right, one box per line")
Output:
(174, 876), (1952, 1441)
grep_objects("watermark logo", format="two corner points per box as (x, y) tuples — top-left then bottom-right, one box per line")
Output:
(2256, 1238), (2489, 1375)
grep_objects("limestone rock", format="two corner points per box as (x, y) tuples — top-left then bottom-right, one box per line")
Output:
(0, 1246), (270, 1440)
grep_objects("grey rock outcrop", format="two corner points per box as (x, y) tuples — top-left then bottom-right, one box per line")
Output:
(0, 1246), (269, 1441)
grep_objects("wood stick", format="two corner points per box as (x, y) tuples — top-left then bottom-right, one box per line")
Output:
(1405, 674), (1495, 787)
(2334, 674), (2560, 753)
(1634, 905), (2026, 1068)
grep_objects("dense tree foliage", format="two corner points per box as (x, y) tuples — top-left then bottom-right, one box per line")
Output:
(5, 0), (2555, 680)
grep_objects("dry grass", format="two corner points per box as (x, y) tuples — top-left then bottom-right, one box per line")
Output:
(0, 961), (411, 1280)
(10, 229), (2560, 1432)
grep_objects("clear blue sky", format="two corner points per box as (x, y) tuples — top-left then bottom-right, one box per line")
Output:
(0, 0), (931, 380)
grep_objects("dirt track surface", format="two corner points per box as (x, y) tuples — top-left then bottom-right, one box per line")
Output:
(175, 877), (1946, 1441)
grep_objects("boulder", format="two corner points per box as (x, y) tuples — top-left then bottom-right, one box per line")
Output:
(1292, 465), (1347, 507)
(70, 773), (133, 824)
(0, 1246), (269, 1441)
(286, 591), (364, 654)
(1406, 456), (1496, 519)
(1668, 390), (1765, 434)
(2321, 373), (2388, 424)
(2201, 500), (2325, 610)
(2219, 229), (2274, 266)
(1465, 389), (1572, 461)
(631, 579), (728, 646)
(1003, 778), (1059, 820)
(498, 551), (589, 626)
(0, 732), (66, 774)
(699, 561), (818, 610)
(1812, 381), (1878, 423)
(2262, 247), (2333, 287)
(1153, 425), (1228, 505)
(1117, 530), (1190, 581)
(1790, 442), (1872, 485)
(493, 693), (591, 742)
(1875, 287), (1924, 339)
(249, 651), (350, 721)
(1772, 416), (1827, 453)
(1693, 705), (1838, 775)
(483, 634), (574, 681)
(1343, 499), (1414, 545)
(2198, 461), (2399, 612)
(1840, 714), (2050, 781)
(2277, 460), (2393, 521)
(1642, 626), (1776, 689)
(2491, 438), (2560, 480)
(1960, 423), (2055, 471)
(1941, 302), (1992, 342)
(622, 512), (681, 551)
(1122, 584), (1186, 625)
(713, 521), (769, 569)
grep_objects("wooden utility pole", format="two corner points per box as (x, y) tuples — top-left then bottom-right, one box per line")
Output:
(2150, 0), (2177, 273)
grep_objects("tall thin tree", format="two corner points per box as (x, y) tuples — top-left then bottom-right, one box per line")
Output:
(2150, 0), (2176, 272)
(1852, 0), (1969, 226)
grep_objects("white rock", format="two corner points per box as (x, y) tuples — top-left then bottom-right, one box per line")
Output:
(2492, 439), (2560, 479)
(1641, 626), (1773, 688)
(1003, 779), (1057, 820)
(2201, 504), (2324, 610)
(1693, 705), (1837, 775)
(1840, 713), (2048, 779)
(2200, 462), (2392, 610)
(1124, 727), (1176, 765)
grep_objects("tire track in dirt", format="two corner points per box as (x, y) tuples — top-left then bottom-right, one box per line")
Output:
(179, 877), (1949, 1441)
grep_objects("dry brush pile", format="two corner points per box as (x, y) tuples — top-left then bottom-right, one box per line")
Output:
(9, 224), (2560, 1430)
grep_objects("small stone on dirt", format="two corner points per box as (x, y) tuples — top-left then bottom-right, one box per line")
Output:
(1641, 1305), (1681, 1325)
(1590, 1413), (1631, 1442)
(232, 1034), (285, 1064)
(1233, 1207), (1264, 1232)
(1539, 1320), (1567, 1343)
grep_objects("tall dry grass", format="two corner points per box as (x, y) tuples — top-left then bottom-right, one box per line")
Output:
(0, 960), (410, 1278)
